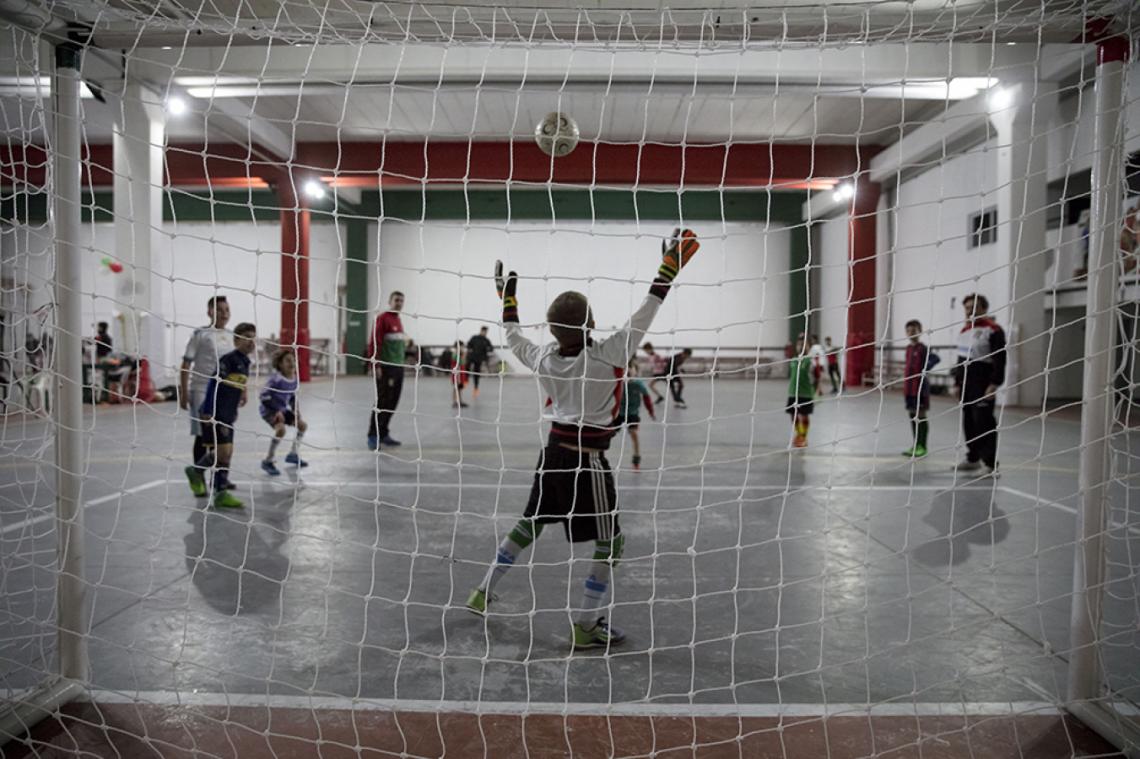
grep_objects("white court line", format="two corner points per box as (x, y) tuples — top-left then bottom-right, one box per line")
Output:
(1001, 485), (1140, 537)
(85, 689), (1064, 718)
(0, 479), (166, 538)
(275, 481), (994, 493)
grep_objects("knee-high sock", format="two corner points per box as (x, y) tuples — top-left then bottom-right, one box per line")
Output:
(267, 437), (281, 461)
(193, 436), (207, 468)
(481, 520), (541, 594)
(575, 559), (612, 627)
(910, 418), (917, 443)
(291, 428), (304, 454)
(917, 419), (929, 448)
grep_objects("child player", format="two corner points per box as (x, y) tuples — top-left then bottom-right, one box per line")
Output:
(902, 319), (932, 458)
(787, 332), (814, 448)
(260, 349), (308, 476)
(642, 342), (669, 403)
(190, 322), (256, 508)
(466, 228), (700, 651)
(619, 358), (656, 470)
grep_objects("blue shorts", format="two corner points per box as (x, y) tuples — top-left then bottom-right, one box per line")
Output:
(263, 409), (297, 427)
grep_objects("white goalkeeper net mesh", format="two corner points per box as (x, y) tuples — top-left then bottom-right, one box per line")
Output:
(1, 2), (1139, 756)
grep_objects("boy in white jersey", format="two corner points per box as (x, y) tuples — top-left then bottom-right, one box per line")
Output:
(180, 295), (234, 497)
(466, 229), (700, 650)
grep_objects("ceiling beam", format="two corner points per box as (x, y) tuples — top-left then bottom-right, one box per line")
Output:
(133, 43), (1058, 90)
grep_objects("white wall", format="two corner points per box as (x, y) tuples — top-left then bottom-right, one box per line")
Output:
(368, 220), (790, 370)
(1, 219), (346, 386)
(1047, 60), (1140, 183)
(889, 138), (1007, 349)
(816, 215), (848, 346)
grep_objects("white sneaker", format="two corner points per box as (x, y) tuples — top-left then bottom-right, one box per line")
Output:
(984, 464), (1000, 478)
(955, 459), (982, 472)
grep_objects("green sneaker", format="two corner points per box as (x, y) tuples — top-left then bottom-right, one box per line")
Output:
(184, 466), (207, 498)
(465, 587), (490, 616)
(571, 617), (625, 651)
(212, 491), (244, 509)
(901, 446), (928, 458)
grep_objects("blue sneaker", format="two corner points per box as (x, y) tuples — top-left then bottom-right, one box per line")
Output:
(380, 436), (402, 447)
(261, 459), (281, 476)
(285, 451), (308, 467)
(367, 435), (378, 451)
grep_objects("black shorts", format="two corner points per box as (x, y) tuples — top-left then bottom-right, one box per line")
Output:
(263, 409), (296, 427)
(616, 411), (640, 429)
(905, 394), (930, 412)
(202, 419), (235, 447)
(523, 445), (620, 543)
(785, 396), (814, 416)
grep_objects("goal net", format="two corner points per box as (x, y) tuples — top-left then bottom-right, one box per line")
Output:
(1, 2), (1139, 756)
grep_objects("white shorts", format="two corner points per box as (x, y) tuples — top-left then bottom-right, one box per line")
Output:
(189, 386), (207, 436)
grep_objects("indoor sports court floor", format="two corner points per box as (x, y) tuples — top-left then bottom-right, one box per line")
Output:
(1, 375), (1137, 756)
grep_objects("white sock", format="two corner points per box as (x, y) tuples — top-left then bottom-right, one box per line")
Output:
(266, 437), (281, 462)
(481, 533), (529, 595)
(575, 560), (612, 627)
(291, 429), (304, 455)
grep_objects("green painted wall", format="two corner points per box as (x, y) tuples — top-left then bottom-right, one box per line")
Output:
(344, 218), (369, 374)
(788, 222), (811, 342)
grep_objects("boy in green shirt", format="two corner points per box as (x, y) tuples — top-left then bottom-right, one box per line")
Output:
(787, 333), (815, 448)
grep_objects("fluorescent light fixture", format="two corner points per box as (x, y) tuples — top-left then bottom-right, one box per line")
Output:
(832, 183), (854, 203)
(166, 96), (187, 115)
(304, 180), (326, 200)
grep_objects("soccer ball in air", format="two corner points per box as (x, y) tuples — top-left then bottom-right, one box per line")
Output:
(534, 112), (580, 158)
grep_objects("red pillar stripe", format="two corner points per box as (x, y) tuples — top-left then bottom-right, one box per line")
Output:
(845, 180), (881, 387)
(279, 178), (311, 382)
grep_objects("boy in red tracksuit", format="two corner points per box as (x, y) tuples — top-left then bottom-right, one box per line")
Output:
(952, 293), (1006, 477)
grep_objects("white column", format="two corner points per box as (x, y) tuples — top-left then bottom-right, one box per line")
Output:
(112, 80), (165, 363)
(990, 79), (1057, 409)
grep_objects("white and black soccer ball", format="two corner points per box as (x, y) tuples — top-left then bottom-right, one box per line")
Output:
(534, 111), (580, 158)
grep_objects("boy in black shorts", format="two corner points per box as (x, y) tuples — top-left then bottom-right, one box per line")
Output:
(192, 322), (256, 508)
(466, 229), (700, 650)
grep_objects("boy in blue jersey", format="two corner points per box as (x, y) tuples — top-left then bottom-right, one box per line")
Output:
(190, 322), (256, 508)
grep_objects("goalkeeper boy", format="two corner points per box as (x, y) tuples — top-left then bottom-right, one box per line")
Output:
(466, 229), (700, 650)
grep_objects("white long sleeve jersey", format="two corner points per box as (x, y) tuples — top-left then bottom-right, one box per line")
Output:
(506, 293), (664, 445)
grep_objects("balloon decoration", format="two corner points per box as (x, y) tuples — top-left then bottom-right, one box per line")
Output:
(100, 257), (124, 274)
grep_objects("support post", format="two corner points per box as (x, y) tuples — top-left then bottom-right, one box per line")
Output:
(52, 36), (89, 685)
(1067, 35), (1135, 755)
(845, 179), (880, 386)
(280, 178), (311, 382)
(112, 79), (165, 370)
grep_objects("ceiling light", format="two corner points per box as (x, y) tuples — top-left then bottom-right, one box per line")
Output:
(987, 86), (1013, 111)
(304, 180), (326, 200)
(832, 183), (854, 203)
(166, 96), (187, 116)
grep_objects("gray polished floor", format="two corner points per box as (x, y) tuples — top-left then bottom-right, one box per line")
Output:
(1, 374), (1137, 712)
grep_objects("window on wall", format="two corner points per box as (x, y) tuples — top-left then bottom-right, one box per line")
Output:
(968, 207), (998, 248)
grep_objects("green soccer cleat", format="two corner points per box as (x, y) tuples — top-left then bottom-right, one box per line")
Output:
(184, 466), (207, 498)
(212, 491), (244, 509)
(571, 617), (625, 651)
(902, 446), (928, 458)
(465, 587), (490, 616)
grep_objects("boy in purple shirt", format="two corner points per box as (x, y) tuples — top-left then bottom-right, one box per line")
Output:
(260, 349), (308, 476)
